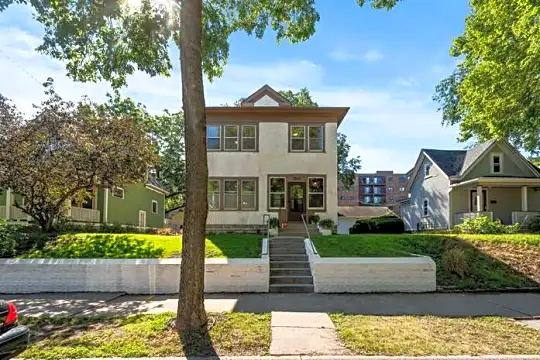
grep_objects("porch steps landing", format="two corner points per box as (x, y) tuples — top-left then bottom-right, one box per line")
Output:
(279, 221), (318, 237)
(269, 236), (314, 293)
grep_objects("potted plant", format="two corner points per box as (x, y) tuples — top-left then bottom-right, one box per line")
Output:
(318, 219), (335, 236)
(268, 217), (279, 236)
(309, 214), (320, 225)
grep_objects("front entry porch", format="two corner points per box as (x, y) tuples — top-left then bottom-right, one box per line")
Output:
(451, 178), (540, 227)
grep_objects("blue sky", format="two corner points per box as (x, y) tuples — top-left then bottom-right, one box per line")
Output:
(0, 0), (470, 172)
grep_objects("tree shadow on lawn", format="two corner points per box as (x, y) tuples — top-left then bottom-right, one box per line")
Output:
(395, 234), (540, 290)
(21, 313), (218, 358)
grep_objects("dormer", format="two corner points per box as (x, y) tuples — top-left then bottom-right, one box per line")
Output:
(240, 85), (292, 107)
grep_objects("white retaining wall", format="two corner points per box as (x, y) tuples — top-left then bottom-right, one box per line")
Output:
(0, 239), (269, 294)
(305, 239), (436, 293)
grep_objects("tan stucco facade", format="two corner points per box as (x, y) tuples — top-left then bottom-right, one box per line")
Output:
(207, 122), (339, 224)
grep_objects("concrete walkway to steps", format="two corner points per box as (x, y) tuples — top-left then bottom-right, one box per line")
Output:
(3, 292), (540, 318)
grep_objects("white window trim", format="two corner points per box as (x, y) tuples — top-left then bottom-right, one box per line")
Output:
(138, 210), (146, 229)
(224, 125), (240, 151)
(468, 188), (490, 212)
(307, 125), (324, 152)
(223, 179), (239, 210)
(208, 180), (221, 211)
(269, 177), (286, 210)
(241, 125), (257, 151)
(422, 198), (429, 217)
(307, 177), (325, 210)
(112, 187), (124, 199)
(206, 125), (222, 151)
(491, 152), (503, 174)
(240, 179), (257, 210)
(151, 200), (158, 214)
(290, 125), (306, 152)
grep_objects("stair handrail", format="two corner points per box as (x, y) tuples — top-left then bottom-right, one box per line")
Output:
(263, 213), (271, 240)
(301, 213), (318, 255)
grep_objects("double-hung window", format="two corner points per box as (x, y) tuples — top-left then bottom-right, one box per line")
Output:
(308, 177), (324, 209)
(269, 177), (286, 209)
(207, 125), (221, 150)
(491, 153), (503, 174)
(290, 125), (324, 152)
(224, 125), (239, 151)
(208, 178), (258, 211)
(206, 124), (257, 151)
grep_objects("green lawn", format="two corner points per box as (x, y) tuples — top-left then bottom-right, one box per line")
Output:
(22, 233), (262, 259)
(331, 314), (540, 356)
(19, 313), (271, 359)
(312, 234), (540, 290)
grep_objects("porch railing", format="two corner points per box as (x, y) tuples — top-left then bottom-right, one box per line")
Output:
(455, 211), (493, 225)
(71, 207), (100, 223)
(512, 211), (540, 226)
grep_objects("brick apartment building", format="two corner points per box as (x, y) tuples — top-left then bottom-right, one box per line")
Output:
(338, 171), (410, 211)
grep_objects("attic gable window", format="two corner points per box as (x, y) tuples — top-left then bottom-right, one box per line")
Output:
(491, 153), (503, 174)
(424, 163), (431, 177)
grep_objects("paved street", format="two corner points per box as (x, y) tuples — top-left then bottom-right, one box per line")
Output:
(2, 292), (540, 318)
(69, 356), (540, 360)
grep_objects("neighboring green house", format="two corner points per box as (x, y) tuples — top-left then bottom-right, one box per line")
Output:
(0, 178), (168, 229)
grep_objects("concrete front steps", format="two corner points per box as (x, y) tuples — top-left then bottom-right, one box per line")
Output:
(269, 236), (314, 293)
(278, 221), (318, 237)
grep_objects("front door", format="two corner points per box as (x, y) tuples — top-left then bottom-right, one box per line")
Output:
(288, 182), (306, 221)
(470, 190), (487, 212)
(139, 210), (147, 230)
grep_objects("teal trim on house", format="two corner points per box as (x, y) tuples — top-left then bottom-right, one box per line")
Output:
(107, 183), (165, 228)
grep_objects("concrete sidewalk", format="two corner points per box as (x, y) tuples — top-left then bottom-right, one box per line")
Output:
(2, 292), (540, 318)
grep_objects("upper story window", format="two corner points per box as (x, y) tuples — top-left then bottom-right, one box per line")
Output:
(363, 186), (372, 193)
(424, 163), (431, 177)
(290, 125), (324, 152)
(207, 124), (257, 152)
(399, 175), (407, 183)
(363, 196), (372, 203)
(152, 200), (158, 214)
(112, 187), (124, 199)
(423, 199), (429, 216)
(491, 153), (503, 174)
(388, 176), (393, 182)
(388, 187), (393, 192)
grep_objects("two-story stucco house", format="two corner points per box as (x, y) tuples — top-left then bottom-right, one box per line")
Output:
(400, 139), (540, 231)
(205, 85), (349, 233)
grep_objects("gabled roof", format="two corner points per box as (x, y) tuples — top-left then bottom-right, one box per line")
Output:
(240, 85), (292, 107)
(422, 149), (467, 177)
(145, 176), (168, 195)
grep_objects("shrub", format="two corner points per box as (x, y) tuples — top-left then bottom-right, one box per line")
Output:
(0, 221), (50, 257)
(318, 219), (336, 229)
(308, 214), (320, 224)
(268, 217), (279, 229)
(454, 216), (519, 234)
(529, 216), (540, 233)
(443, 247), (469, 278)
(349, 215), (405, 234)
(23, 234), (164, 259)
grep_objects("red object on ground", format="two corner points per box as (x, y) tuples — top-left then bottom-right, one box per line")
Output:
(4, 302), (17, 327)
(281, 223), (287, 229)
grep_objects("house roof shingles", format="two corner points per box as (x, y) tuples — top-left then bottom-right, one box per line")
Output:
(422, 140), (497, 177)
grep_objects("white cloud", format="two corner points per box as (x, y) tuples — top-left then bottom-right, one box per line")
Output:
(329, 49), (384, 62)
(0, 25), (462, 173)
(395, 76), (420, 87)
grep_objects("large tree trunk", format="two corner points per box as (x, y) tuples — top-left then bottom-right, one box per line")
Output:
(176, 0), (208, 331)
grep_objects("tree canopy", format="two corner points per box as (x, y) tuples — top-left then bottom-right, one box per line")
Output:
(434, 0), (540, 153)
(0, 80), (156, 231)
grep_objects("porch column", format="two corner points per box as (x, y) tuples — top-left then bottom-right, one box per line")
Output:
(476, 185), (483, 213)
(103, 188), (109, 223)
(521, 186), (528, 212)
(5, 189), (11, 220)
